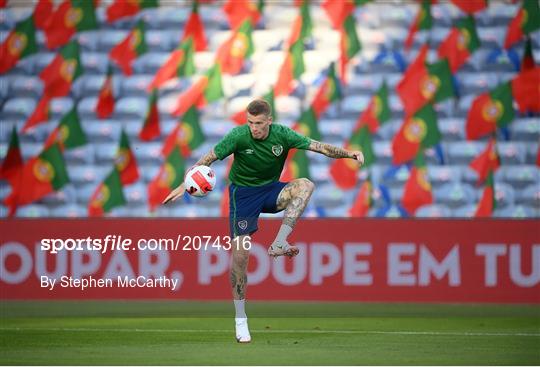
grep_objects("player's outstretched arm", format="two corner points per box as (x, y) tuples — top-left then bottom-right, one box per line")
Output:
(162, 150), (218, 204)
(308, 140), (364, 165)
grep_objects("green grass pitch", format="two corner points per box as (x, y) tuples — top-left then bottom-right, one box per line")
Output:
(1, 301), (539, 365)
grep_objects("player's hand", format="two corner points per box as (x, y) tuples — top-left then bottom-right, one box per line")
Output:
(351, 151), (364, 165)
(162, 183), (186, 205)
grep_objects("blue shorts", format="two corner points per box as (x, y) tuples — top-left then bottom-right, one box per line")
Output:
(229, 181), (288, 238)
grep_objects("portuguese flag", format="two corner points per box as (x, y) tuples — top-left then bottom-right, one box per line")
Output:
(215, 20), (254, 75)
(139, 89), (160, 141)
(474, 172), (496, 217)
(504, 0), (540, 49)
(521, 36), (535, 70)
(438, 16), (480, 72)
(40, 40), (83, 97)
(392, 104), (440, 165)
(115, 130), (139, 185)
(311, 62), (342, 118)
(287, 0), (312, 45)
(223, 0), (262, 30)
(110, 19), (147, 76)
(322, 0), (355, 29)
(44, 0), (98, 49)
(349, 178), (372, 217)
(0, 126), (23, 185)
(330, 125), (375, 190)
(106, 0), (158, 23)
(182, 1), (207, 51)
(274, 40), (305, 96)
(397, 59), (455, 116)
(469, 138), (500, 185)
(339, 14), (361, 84)
(356, 81), (390, 133)
(404, 0), (432, 51)
(466, 82), (514, 140)
(294, 107), (321, 141)
(449, 0), (487, 14)
(172, 64), (224, 116)
(148, 38), (195, 90)
(88, 168), (126, 217)
(163, 106), (205, 157)
(44, 107), (87, 150)
(231, 89), (276, 125)
(281, 149), (311, 182)
(22, 96), (51, 133)
(401, 151), (433, 216)
(4, 144), (69, 211)
(0, 16), (38, 74)
(34, 0), (54, 30)
(148, 146), (185, 211)
(511, 66), (540, 114)
(96, 64), (115, 119)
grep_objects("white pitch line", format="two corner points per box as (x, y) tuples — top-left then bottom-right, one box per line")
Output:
(1, 327), (539, 337)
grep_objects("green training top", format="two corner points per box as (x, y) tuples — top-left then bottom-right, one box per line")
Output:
(213, 124), (311, 187)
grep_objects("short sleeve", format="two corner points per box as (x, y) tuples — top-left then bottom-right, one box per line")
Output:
(283, 126), (311, 150)
(214, 127), (242, 160)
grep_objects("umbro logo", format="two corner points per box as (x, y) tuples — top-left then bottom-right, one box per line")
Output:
(243, 149), (254, 154)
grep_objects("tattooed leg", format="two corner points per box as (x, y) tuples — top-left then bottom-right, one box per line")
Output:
(269, 178), (315, 257)
(230, 235), (250, 300)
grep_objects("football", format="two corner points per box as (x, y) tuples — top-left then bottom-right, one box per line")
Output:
(184, 165), (216, 197)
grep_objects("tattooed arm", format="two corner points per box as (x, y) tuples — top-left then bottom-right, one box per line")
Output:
(308, 140), (364, 164)
(162, 150), (218, 204)
(194, 149), (218, 167)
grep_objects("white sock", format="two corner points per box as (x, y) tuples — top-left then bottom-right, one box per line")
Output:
(273, 224), (293, 246)
(234, 299), (247, 319)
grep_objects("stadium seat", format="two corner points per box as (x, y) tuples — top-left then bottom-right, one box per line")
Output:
(81, 52), (110, 74)
(510, 118), (540, 141)
(452, 204), (478, 218)
(493, 205), (539, 218)
(94, 142), (118, 163)
(456, 72), (499, 95)
(434, 182), (476, 208)
(77, 30), (102, 52)
(49, 204), (88, 217)
(40, 184), (77, 206)
(500, 165), (540, 189)
(1, 97), (36, 120)
(15, 204), (50, 217)
(67, 164), (110, 185)
(525, 143), (539, 164)
(124, 182), (148, 204)
(497, 141), (527, 165)
(97, 30), (129, 52)
(120, 74), (155, 97)
(515, 184), (540, 208)
(64, 144), (96, 165)
(312, 183), (348, 208)
(114, 96), (149, 120)
(447, 141), (484, 165)
(415, 203), (452, 218)
(493, 182), (516, 208)
(427, 165), (462, 186)
(7, 75), (43, 99)
(84, 120), (122, 142)
(131, 142), (162, 165)
(438, 118), (465, 141)
(50, 98), (75, 120)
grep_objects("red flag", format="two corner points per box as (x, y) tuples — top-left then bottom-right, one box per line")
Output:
(469, 139), (500, 185)
(511, 66), (540, 114)
(148, 39), (195, 90)
(34, 0), (54, 30)
(348, 179), (372, 217)
(139, 90), (160, 141)
(40, 41), (82, 98)
(223, 0), (261, 30)
(322, 0), (355, 29)
(109, 20), (147, 76)
(0, 127), (23, 185)
(96, 66), (115, 119)
(115, 130), (139, 185)
(172, 77), (207, 117)
(215, 20), (254, 75)
(401, 152), (433, 215)
(405, 0), (432, 51)
(449, 0), (487, 14)
(182, 2), (207, 51)
(474, 173), (495, 217)
(43, 0), (97, 49)
(106, 0), (158, 23)
(21, 96), (50, 133)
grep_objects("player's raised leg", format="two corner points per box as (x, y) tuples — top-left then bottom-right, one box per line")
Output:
(231, 234), (251, 343)
(268, 178), (315, 257)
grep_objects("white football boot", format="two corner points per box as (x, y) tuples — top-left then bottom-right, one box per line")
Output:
(235, 317), (251, 343)
(267, 241), (300, 258)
